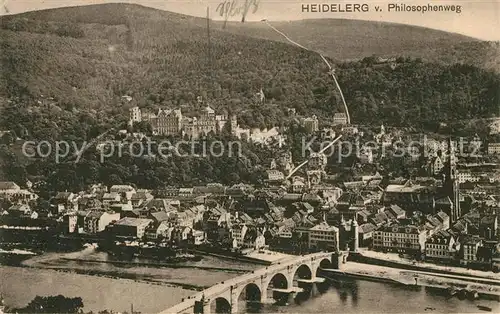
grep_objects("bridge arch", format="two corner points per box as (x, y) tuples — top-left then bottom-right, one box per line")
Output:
(265, 272), (288, 301)
(315, 258), (333, 277)
(210, 297), (231, 314)
(292, 264), (313, 286)
(237, 283), (262, 312)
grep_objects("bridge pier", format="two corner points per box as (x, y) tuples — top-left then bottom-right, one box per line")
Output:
(202, 301), (211, 314)
(230, 300), (238, 314)
(259, 275), (268, 302)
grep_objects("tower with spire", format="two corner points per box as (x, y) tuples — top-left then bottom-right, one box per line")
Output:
(444, 137), (460, 222)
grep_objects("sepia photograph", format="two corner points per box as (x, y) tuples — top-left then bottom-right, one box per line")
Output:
(0, 0), (499, 313)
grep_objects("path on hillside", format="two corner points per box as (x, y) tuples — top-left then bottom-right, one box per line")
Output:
(262, 19), (351, 125)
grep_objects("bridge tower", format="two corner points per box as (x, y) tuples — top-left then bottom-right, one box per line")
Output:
(351, 219), (359, 252)
(330, 251), (348, 270)
(339, 215), (348, 251)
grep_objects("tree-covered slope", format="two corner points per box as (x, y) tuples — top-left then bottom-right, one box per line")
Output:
(0, 3), (499, 131)
(0, 3), (499, 191)
(217, 19), (500, 73)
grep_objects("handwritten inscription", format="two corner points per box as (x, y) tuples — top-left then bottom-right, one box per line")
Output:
(216, 0), (260, 25)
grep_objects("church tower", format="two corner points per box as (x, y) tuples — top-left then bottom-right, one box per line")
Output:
(444, 137), (460, 222)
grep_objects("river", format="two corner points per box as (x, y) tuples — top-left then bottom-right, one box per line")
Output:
(253, 280), (500, 313)
(1, 251), (499, 313)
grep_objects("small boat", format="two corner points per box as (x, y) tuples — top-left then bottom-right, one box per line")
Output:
(446, 287), (457, 297)
(457, 289), (467, 300)
(477, 305), (492, 312)
(192, 255), (203, 261)
(467, 290), (479, 300)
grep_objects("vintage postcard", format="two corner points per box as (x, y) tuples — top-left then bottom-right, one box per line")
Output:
(0, 0), (499, 314)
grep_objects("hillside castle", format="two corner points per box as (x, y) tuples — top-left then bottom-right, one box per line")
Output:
(129, 106), (238, 138)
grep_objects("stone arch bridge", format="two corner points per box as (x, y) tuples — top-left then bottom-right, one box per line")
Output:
(160, 252), (342, 314)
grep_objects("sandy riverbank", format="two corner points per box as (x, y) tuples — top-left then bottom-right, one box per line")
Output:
(16, 248), (258, 290)
(1, 248), (262, 313)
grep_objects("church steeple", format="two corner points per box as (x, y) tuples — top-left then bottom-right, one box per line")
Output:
(444, 137), (460, 222)
(340, 214), (346, 228)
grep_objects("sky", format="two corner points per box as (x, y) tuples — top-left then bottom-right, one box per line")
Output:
(1, 0), (499, 40)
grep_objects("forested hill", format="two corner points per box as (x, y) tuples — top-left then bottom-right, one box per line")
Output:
(218, 19), (500, 72)
(0, 3), (499, 131)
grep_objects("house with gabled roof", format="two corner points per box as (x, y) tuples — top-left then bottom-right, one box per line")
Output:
(130, 191), (154, 208)
(359, 223), (377, 247)
(101, 192), (121, 207)
(425, 229), (460, 262)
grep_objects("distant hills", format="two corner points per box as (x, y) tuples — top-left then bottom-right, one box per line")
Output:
(217, 18), (500, 73)
(0, 3), (498, 129)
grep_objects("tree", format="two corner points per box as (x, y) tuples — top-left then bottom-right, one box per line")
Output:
(107, 174), (123, 186)
(1, 131), (16, 145)
(14, 295), (84, 313)
(133, 121), (152, 134)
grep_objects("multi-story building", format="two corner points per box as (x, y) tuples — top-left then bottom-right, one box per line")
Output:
(129, 106), (142, 124)
(457, 170), (480, 184)
(192, 230), (206, 245)
(110, 217), (153, 238)
(53, 192), (79, 214)
(101, 192), (121, 207)
(231, 223), (248, 248)
(373, 223), (427, 253)
(308, 221), (339, 251)
(479, 215), (498, 240)
(304, 115), (319, 133)
(425, 230), (459, 263)
(110, 185), (136, 194)
(266, 170), (285, 182)
(487, 143), (500, 155)
(153, 109), (183, 136)
(428, 156), (444, 176)
(130, 105), (237, 139)
(308, 153), (327, 170)
(72, 210), (120, 234)
(333, 113), (348, 125)
(460, 235), (483, 266)
(0, 181), (37, 202)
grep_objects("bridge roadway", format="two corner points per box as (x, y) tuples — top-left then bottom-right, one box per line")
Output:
(159, 252), (336, 314)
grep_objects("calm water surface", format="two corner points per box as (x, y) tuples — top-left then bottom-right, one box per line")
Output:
(1, 251), (499, 313)
(253, 280), (500, 313)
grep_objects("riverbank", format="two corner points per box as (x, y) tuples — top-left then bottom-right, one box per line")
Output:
(3, 252), (500, 314)
(59, 257), (251, 273)
(356, 249), (499, 280)
(1, 248), (259, 313)
(327, 262), (500, 300)
(0, 266), (196, 313)
(187, 249), (273, 265)
(9, 248), (258, 291)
